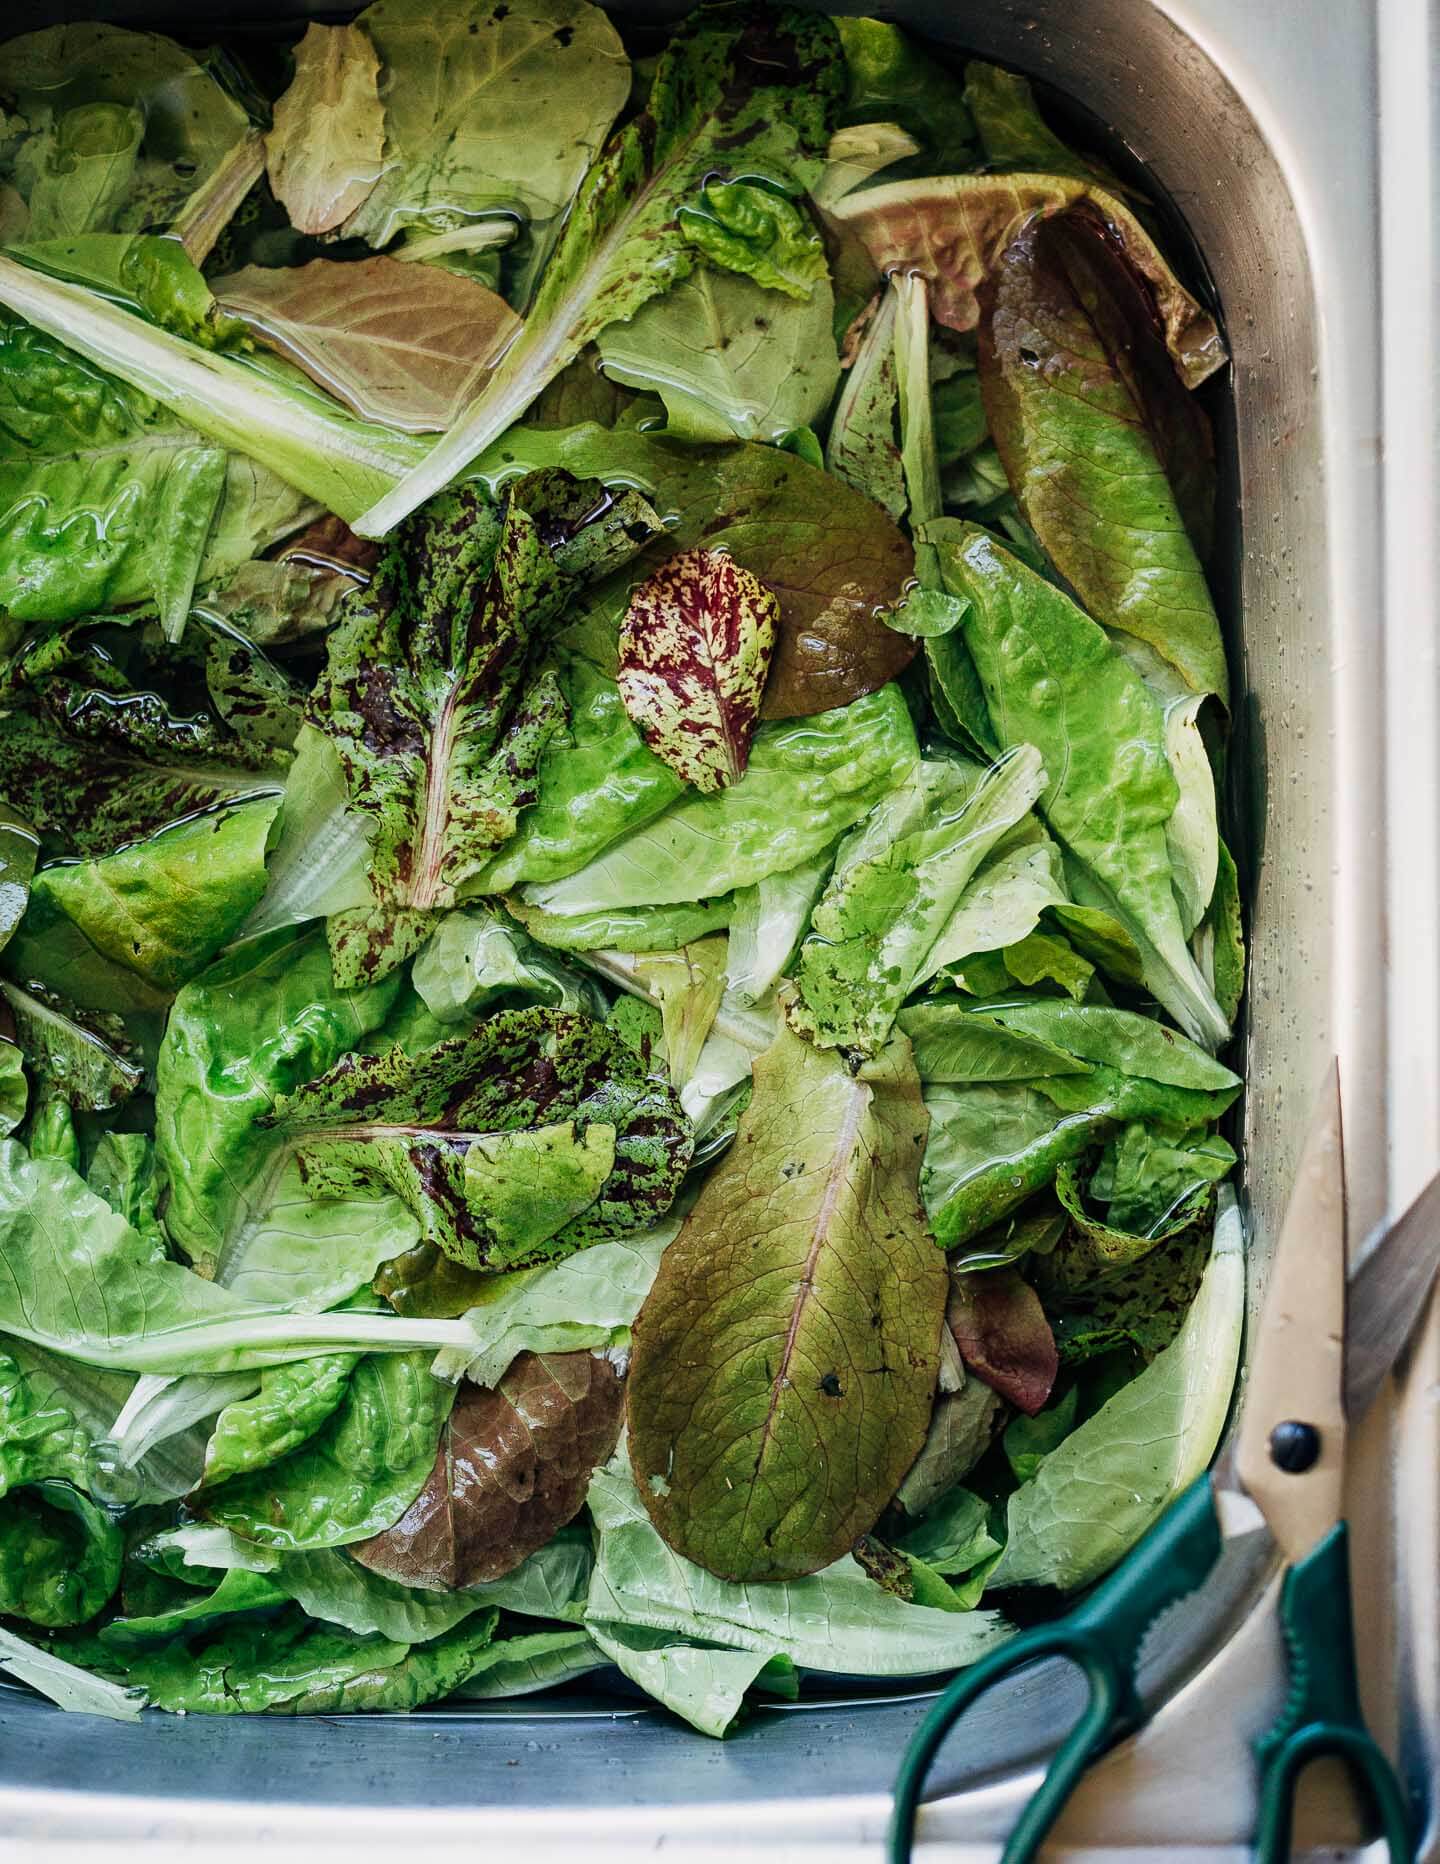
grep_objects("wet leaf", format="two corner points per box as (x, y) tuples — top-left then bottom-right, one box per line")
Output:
(617, 549), (779, 793)
(947, 1267), (1057, 1417)
(354, 1351), (625, 1588)
(266, 23), (385, 236)
(216, 257), (519, 434)
(628, 1011), (946, 1582)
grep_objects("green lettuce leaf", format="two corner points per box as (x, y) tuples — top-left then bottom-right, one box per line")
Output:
(963, 63), (1117, 187)
(0, 1041), (25, 1136)
(267, 1006), (691, 1274)
(154, 925), (400, 1279)
(201, 1352), (455, 1552)
(527, 683), (918, 914)
(725, 848), (832, 1008)
(508, 895), (734, 955)
(446, 1627), (606, 1699)
(0, 979), (143, 1110)
(201, 1354), (359, 1488)
(928, 522), (1230, 1047)
(789, 745), (1046, 1054)
(0, 24), (252, 238)
(311, 470), (660, 985)
(354, 6), (842, 533)
(586, 1620), (793, 1737)
(21, 798), (277, 995)
(989, 1190), (1243, 1588)
(0, 805), (37, 955)
(585, 1454), (1010, 1675)
(977, 213), (1225, 700)
(410, 908), (602, 1025)
(598, 266), (839, 445)
(824, 282), (905, 519)
(0, 1622), (143, 1718)
(342, 0), (629, 257)
(835, 19), (979, 176)
(0, 257), (428, 525)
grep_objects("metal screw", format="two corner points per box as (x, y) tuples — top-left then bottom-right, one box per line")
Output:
(1269, 1419), (1322, 1473)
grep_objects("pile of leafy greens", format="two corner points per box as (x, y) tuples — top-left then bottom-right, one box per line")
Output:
(0, 1), (1246, 1738)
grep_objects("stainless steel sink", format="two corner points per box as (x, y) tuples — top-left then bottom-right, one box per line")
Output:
(1, 0), (1434, 1852)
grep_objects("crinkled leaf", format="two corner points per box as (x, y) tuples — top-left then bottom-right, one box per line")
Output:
(356, 8), (841, 534)
(266, 1545), (499, 1642)
(99, 1566), (288, 1650)
(990, 1193), (1243, 1589)
(0, 978), (142, 1110)
(265, 23), (384, 235)
(354, 1351), (624, 1589)
(0, 1350), (95, 1497)
(928, 522), (1229, 1047)
(628, 1014), (946, 1582)
(598, 267), (838, 445)
(447, 1627), (605, 1699)
(617, 549), (779, 795)
(677, 179), (826, 301)
(342, 0), (629, 247)
(0, 1479), (122, 1626)
(153, 925), (401, 1277)
(216, 257), (519, 433)
(588, 1619), (792, 1737)
(947, 1267), (1057, 1416)
(529, 683), (917, 914)
(830, 174), (1225, 389)
(510, 896), (734, 955)
(268, 1006), (691, 1274)
(310, 471), (660, 984)
(789, 746), (1046, 1055)
(0, 24), (252, 238)
(586, 1454), (1009, 1673)
(202, 1352), (455, 1552)
(201, 1354), (359, 1488)
(978, 214), (1224, 700)
(1039, 1219), (1212, 1366)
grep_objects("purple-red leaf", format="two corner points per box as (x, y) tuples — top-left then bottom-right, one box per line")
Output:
(830, 174), (1226, 390)
(215, 256), (520, 433)
(617, 548), (779, 793)
(947, 1267), (1058, 1417)
(352, 1351), (626, 1589)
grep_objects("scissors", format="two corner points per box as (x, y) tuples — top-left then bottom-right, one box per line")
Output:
(890, 1064), (1426, 1863)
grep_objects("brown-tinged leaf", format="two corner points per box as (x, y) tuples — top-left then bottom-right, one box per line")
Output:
(216, 256), (520, 434)
(947, 1267), (1058, 1418)
(352, 1351), (625, 1588)
(266, 22), (385, 236)
(829, 173), (1226, 389)
(617, 549), (779, 794)
(893, 1377), (1005, 1517)
(173, 129), (266, 266)
(627, 1009), (947, 1583)
(276, 513), (382, 583)
(977, 211), (1225, 699)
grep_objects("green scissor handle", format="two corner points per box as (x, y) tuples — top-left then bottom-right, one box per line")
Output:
(1252, 1521), (1415, 1863)
(889, 1474), (1223, 1864)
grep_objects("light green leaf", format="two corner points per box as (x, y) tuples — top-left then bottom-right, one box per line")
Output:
(0, 1044), (25, 1138)
(202, 1352), (455, 1552)
(893, 1380), (1004, 1518)
(0, 979), (143, 1112)
(0, 807), (38, 956)
(587, 1620), (788, 1737)
(509, 895), (734, 955)
(202, 1354), (359, 1488)
(963, 63), (1115, 186)
(529, 683), (918, 913)
(99, 1566), (288, 1650)
(1162, 695), (1220, 934)
(676, 179), (825, 300)
(268, 1546), (496, 1643)
(725, 850), (832, 1008)
(355, 9), (840, 534)
(896, 1484), (1000, 1577)
(343, 0), (630, 246)
(824, 281), (904, 519)
(585, 1455), (1010, 1674)
(835, 19), (979, 176)
(917, 835), (1070, 989)
(0, 1623), (144, 1718)
(449, 1627), (606, 1699)
(598, 267), (839, 444)
(790, 746), (1046, 1054)
(990, 1191), (1243, 1589)
(928, 522), (1229, 1047)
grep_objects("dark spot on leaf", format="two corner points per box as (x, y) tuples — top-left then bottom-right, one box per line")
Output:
(819, 1372), (843, 1398)
(554, 23), (574, 45)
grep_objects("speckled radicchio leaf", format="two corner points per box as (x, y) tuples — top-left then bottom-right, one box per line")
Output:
(353, 1351), (625, 1589)
(617, 548), (779, 793)
(310, 469), (661, 984)
(265, 1005), (692, 1273)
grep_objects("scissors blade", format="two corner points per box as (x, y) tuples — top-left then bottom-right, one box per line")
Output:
(1233, 1062), (1347, 1563)
(1346, 1168), (1440, 1420)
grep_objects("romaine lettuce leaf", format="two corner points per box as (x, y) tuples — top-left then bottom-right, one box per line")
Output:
(528, 683), (918, 913)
